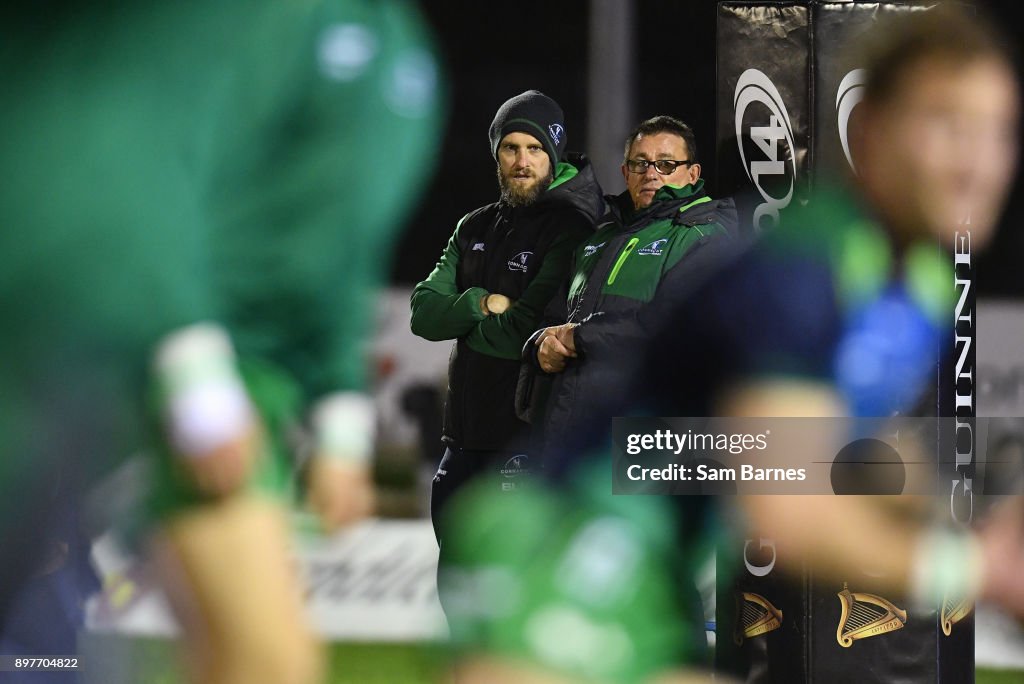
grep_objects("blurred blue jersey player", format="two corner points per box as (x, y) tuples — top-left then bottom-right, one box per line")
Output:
(442, 4), (1024, 682)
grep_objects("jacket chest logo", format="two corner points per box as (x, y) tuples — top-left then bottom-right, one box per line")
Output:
(583, 241), (606, 257)
(636, 238), (668, 256)
(508, 251), (533, 272)
(471, 242), (486, 252)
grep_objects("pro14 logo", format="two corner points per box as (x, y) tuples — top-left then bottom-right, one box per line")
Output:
(733, 69), (798, 231)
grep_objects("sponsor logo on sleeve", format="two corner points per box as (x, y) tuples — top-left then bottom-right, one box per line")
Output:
(317, 24), (378, 82)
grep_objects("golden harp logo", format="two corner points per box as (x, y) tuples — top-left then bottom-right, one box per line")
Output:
(733, 592), (783, 645)
(836, 583), (907, 647)
(941, 593), (972, 637)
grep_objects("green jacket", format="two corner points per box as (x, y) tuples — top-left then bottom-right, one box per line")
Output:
(410, 162), (590, 360)
(537, 180), (737, 454)
(569, 181), (731, 309)
(411, 153), (603, 451)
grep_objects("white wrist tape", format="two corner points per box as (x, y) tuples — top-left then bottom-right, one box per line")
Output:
(311, 392), (376, 462)
(909, 526), (984, 610)
(154, 323), (253, 458)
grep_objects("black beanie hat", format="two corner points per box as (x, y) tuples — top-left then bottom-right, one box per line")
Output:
(489, 90), (566, 167)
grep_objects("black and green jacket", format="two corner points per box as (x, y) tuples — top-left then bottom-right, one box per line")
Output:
(411, 153), (603, 452)
(533, 180), (737, 454)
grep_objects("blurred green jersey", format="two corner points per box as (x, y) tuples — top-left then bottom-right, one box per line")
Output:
(0, 0), (442, 542)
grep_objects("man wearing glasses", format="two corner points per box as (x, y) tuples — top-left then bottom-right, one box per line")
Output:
(526, 115), (737, 462)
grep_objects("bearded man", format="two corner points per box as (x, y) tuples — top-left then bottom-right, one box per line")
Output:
(411, 90), (602, 584)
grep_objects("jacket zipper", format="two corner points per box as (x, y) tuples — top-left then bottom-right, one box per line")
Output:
(607, 237), (639, 285)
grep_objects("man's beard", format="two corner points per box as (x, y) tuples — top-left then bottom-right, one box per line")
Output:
(498, 165), (553, 207)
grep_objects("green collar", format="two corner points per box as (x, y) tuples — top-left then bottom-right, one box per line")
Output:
(625, 178), (705, 222)
(547, 161), (578, 190)
(651, 178), (704, 203)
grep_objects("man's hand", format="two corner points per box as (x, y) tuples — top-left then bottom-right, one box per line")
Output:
(178, 424), (261, 497)
(977, 497), (1024, 616)
(480, 294), (513, 315)
(536, 323), (578, 373)
(307, 457), (376, 532)
(551, 323), (577, 354)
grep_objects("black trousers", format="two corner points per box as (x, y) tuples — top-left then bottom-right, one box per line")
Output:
(429, 446), (533, 616)
(429, 446), (534, 542)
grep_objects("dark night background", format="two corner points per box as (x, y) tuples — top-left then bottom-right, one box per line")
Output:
(393, 0), (1023, 298)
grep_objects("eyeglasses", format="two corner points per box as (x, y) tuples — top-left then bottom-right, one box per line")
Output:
(625, 159), (693, 175)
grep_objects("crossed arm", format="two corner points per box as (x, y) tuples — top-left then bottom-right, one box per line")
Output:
(412, 222), (587, 360)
